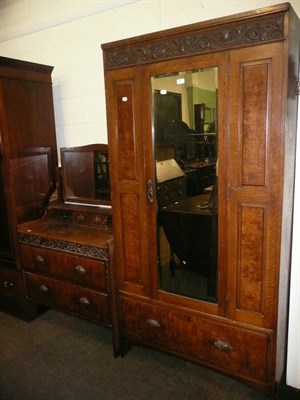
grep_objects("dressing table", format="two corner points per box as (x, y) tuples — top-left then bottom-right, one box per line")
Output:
(17, 145), (115, 330)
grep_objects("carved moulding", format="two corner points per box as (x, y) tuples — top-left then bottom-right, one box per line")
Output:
(104, 13), (284, 70)
(18, 233), (109, 261)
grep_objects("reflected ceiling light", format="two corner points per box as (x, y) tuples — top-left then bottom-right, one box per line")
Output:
(176, 78), (185, 85)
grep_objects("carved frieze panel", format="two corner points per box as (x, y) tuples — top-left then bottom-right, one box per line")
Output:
(103, 14), (284, 70)
(18, 233), (108, 261)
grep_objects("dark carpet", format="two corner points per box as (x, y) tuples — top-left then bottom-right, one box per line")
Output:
(0, 309), (270, 400)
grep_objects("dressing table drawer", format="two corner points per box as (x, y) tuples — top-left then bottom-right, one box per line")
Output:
(20, 244), (107, 291)
(24, 272), (110, 323)
(121, 297), (272, 387)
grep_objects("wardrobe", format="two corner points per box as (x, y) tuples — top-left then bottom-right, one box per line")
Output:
(102, 3), (300, 396)
(0, 57), (58, 318)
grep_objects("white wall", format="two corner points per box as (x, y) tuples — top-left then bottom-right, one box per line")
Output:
(0, 0), (299, 389)
(287, 99), (300, 389)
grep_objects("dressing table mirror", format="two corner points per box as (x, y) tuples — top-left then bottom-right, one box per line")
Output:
(60, 143), (110, 207)
(48, 143), (112, 228)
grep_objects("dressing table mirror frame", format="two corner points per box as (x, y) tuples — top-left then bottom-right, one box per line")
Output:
(60, 143), (111, 207)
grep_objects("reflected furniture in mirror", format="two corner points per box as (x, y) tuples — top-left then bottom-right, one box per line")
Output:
(159, 191), (217, 301)
(102, 3), (299, 396)
(153, 68), (218, 302)
(17, 144), (116, 350)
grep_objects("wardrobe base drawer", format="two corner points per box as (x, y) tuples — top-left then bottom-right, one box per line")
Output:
(121, 297), (273, 392)
(25, 272), (110, 324)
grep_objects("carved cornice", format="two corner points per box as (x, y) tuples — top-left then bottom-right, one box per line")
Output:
(19, 233), (108, 261)
(104, 13), (285, 70)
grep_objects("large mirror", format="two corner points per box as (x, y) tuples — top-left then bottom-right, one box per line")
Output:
(153, 67), (218, 303)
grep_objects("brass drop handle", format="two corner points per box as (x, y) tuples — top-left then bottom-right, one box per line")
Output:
(146, 319), (161, 328)
(146, 179), (154, 203)
(38, 284), (49, 293)
(4, 281), (14, 288)
(75, 265), (87, 275)
(34, 255), (45, 264)
(78, 297), (90, 306)
(213, 340), (233, 352)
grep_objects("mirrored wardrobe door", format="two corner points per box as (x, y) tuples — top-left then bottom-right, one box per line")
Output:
(146, 54), (229, 312)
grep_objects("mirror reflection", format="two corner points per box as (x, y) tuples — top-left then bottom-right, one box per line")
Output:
(153, 67), (218, 303)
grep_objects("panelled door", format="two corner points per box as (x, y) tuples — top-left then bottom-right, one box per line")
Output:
(227, 42), (284, 329)
(105, 66), (153, 299)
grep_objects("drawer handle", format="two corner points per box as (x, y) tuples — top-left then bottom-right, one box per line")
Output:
(75, 265), (87, 275)
(214, 340), (233, 352)
(76, 214), (85, 223)
(78, 297), (90, 306)
(146, 319), (161, 329)
(34, 255), (45, 264)
(4, 281), (14, 288)
(38, 284), (49, 293)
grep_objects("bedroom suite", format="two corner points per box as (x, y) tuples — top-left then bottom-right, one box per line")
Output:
(0, 1), (299, 399)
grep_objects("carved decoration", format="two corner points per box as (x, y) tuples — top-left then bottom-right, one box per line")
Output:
(104, 14), (284, 70)
(18, 233), (108, 261)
